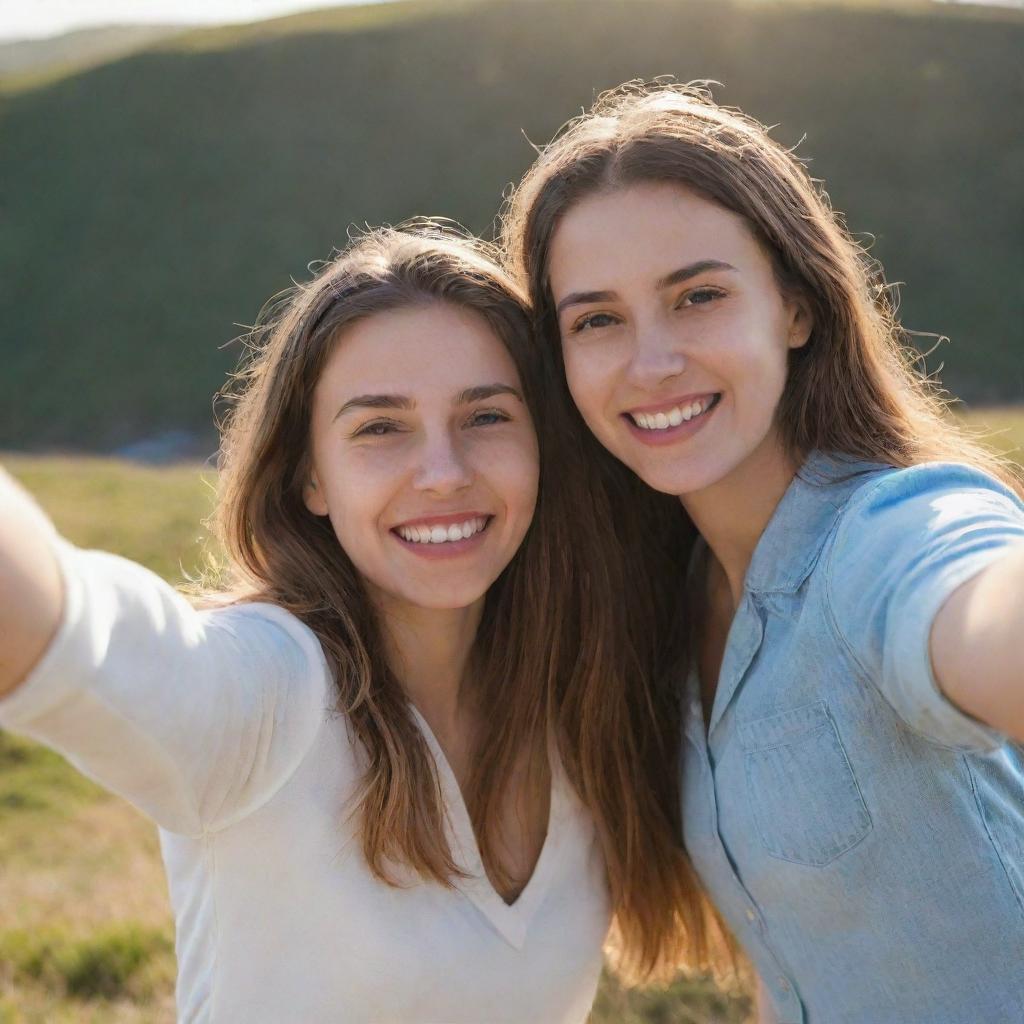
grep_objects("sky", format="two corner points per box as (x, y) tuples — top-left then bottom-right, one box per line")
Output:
(1, 0), (1020, 41)
(0, 1), (393, 41)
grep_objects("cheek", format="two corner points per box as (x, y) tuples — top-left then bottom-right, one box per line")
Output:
(320, 457), (395, 545)
(478, 431), (539, 517)
(731, 330), (791, 402)
(505, 439), (540, 511)
(700, 308), (788, 385)
(561, 345), (607, 419)
(325, 493), (376, 560)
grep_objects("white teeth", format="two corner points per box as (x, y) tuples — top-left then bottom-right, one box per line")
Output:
(631, 397), (714, 431)
(397, 517), (487, 544)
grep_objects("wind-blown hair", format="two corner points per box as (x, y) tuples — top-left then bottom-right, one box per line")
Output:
(209, 223), (698, 978)
(500, 80), (1023, 976)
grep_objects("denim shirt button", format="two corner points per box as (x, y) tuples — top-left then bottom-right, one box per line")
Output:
(745, 907), (756, 922)
(778, 977), (791, 992)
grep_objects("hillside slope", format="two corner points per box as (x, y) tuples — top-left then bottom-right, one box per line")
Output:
(0, 24), (193, 81)
(2, 0), (1022, 451)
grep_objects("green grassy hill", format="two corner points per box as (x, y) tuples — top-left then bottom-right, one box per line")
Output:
(2, 0), (1022, 452)
(0, 24), (193, 81)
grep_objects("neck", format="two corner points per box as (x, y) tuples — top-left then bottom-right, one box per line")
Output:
(373, 591), (485, 745)
(681, 433), (801, 606)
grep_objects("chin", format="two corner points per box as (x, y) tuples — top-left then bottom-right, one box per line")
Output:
(619, 453), (707, 497)
(396, 581), (491, 612)
(630, 444), (751, 498)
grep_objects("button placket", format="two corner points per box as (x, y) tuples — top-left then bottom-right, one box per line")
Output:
(707, 592), (765, 737)
(705, 744), (768, 931)
(689, 681), (803, 1022)
(683, 597), (803, 1021)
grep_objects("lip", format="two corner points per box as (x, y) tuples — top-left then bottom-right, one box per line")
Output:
(621, 393), (722, 447)
(624, 391), (720, 417)
(390, 514), (494, 560)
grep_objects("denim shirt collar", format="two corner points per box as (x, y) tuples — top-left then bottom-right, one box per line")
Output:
(743, 450), (886, 596)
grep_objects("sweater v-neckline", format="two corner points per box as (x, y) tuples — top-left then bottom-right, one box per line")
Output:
(408, 704), (567, 949)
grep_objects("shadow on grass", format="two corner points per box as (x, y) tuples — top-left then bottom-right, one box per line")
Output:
(0, 924), (173, 1001)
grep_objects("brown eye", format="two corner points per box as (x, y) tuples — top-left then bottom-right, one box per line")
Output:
(353, 419), (399, 438)
(679, 287), (725, 308)
(572, 312), (619, 333)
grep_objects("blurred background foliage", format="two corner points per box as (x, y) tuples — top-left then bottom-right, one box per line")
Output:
(1, 0), (1022, 454)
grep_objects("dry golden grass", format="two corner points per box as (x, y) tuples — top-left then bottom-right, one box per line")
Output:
(2, 456), (219, 583)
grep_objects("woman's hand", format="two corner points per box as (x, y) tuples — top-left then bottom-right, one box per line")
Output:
(0, 466), (63, 698)
(931, 543), (1024, 743)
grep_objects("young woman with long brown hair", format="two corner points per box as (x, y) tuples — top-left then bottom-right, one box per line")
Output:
(0, 224), (698, 1021)
(503, 82), (1024, 1023)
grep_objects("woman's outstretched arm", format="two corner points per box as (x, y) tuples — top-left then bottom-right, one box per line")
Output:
(931, 543), (1024, 742)
(0, 464), (331, 835)
(0, 466), (63, 698)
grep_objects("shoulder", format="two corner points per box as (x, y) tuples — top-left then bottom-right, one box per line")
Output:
(202, 599), (324, 654)
(821, 459), (1024, 651)
(832, 461), (1024, 559)
(65, 541), (332, 687)
(199, 599), (333, 696)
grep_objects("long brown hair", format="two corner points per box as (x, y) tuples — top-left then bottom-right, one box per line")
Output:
(209, 222), (702, 978)
(502, 80), (1020, 491)
(500, 80), (1023, 975)
(214, 224), (557, 893)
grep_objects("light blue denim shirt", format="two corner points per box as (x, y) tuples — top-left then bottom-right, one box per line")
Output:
(680, 451), (1024, 1024)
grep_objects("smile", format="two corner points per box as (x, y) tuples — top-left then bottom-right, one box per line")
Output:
(626, 393), (720, 430)
(622, 393), (722, 445)
(392, 515), (492, 546)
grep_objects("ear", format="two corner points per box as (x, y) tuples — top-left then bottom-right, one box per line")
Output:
(303, 469), (329, 517)
(786, 294), (814, 350)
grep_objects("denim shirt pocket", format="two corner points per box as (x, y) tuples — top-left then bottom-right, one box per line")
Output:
(739, 700), (872, 867)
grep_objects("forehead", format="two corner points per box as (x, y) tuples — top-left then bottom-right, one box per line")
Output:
(547, 182), (762, 295)
(316, 302), (521, 399)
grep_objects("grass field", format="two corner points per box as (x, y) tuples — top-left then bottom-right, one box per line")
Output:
(2, 408), (1022, 1022)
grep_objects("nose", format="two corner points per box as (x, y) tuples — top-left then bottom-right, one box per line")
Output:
(412, 431), (473, 495)
(625, 318), (687, 390)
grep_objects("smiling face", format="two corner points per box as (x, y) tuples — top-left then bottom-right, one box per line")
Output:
(304, 302), (539, 614)
(547, 182), (812, 498)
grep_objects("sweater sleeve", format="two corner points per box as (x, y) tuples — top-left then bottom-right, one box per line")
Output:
(0, 538), (332, 835)
(824, 462), (1024, 752)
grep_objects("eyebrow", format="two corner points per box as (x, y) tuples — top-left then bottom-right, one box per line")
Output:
(455, 383), (523, 405)
(332, 383), (522, 422)
(333, 394), (413, 421)
(554, 259), (739, 317)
